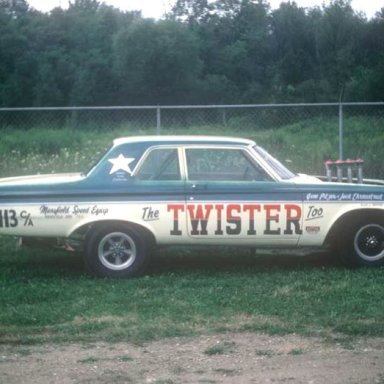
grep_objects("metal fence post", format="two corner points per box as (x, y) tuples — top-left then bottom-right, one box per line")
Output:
(339, 103), (343, 160)
(156, 106), (161, 135)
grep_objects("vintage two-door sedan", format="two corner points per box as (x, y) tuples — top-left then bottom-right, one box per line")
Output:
(0, 136), (383, 277)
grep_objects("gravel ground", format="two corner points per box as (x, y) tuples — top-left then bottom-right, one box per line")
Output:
(1, 333), (383, 384)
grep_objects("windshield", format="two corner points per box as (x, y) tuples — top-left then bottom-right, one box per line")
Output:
(253, 145), (296, 180)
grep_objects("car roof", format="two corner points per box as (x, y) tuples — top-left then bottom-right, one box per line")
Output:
(113, 135), (256, 147)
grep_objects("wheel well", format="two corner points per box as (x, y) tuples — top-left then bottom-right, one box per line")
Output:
(72, 220), (157, 249)
(324, 209), (383, 247)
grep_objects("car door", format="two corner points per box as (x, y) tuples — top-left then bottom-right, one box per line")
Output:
(132, 146), (188, 241)
(183, 146), (303, 245)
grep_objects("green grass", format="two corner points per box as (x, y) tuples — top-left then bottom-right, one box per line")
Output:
(0, 238), (383, 345)
(254, 116), (384, 178)
(204, 341), (236, 355)
(0, 120), (383, 345)
(255, 349), (275, 357)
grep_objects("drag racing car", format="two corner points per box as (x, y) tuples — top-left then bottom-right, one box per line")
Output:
(0, 136), (383, 277)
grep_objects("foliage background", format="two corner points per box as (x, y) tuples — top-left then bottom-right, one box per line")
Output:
(1, 0), (384, 108)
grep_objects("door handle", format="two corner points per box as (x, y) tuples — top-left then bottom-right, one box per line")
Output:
(191, 183), (207, 190)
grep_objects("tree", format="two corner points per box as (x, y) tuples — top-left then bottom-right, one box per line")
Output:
(170, 0), (213, 25)
(346, 9), (384, 101)
(0, 0), (383, 107)
(32, 0), (131, 106)
(270, 2), (316, 101)
(0, 0), (37, 106)
(314, 0), (365, 98)
(113, 19), (202, 104)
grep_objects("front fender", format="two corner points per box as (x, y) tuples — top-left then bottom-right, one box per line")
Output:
(323, 206), (384, 246)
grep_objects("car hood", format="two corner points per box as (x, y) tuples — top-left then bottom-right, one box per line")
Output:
(286, 173), (323, 184)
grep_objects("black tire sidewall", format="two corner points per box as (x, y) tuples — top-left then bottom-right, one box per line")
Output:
(345, 219), (384, 267)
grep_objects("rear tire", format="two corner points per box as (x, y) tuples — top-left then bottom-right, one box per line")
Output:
(84, 224), (150, 278)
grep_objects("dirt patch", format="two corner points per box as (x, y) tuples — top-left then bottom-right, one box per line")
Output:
(1, 333), (383, 383)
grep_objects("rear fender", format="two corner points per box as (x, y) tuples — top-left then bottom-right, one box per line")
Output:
(70, 219), (157, 249)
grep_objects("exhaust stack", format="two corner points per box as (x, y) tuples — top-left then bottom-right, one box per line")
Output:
(325, 159), (364, 183)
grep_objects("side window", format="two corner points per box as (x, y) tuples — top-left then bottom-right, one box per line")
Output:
(135, 148), (180, 181)
(186, 148), (272, 181)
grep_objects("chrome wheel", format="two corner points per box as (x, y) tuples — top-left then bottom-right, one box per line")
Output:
(98, 231), (137, 271)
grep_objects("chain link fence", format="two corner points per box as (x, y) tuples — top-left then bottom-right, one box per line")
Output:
(1, 103), (383, 178)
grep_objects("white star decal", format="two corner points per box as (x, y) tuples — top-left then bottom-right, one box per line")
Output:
(108, 154), (135, 175)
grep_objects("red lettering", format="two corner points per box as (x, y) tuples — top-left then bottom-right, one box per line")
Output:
(284, 204), (303, 235)
(243, 204), (261, 235)
(168, 203), (303, 238)
(214, 204), (224, 235)
(168, 204), (184, 219)
(264, 204), (281, 235)
(187, 204), (213, 235)
(226, 204), (241, 235)
(168, 204), (184, 235)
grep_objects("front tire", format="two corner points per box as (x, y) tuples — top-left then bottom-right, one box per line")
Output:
(84, 224), (150, 278)
(344, 219), (384, 267)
